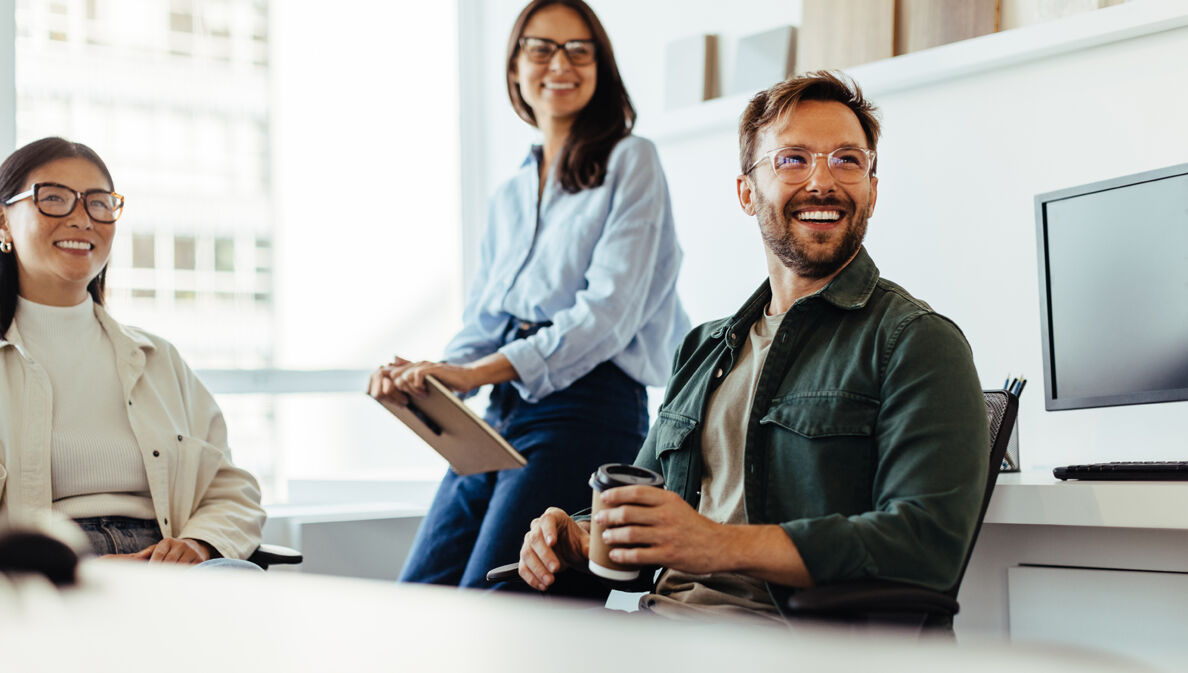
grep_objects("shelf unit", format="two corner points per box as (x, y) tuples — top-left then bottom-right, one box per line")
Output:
(638, 0), (1188, 143)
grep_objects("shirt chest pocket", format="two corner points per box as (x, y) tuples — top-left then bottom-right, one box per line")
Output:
(650, 411), (697, 497)
(758, 393), (879, 495)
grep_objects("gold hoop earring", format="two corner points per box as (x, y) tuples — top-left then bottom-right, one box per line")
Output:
(0, 240), (12, 254)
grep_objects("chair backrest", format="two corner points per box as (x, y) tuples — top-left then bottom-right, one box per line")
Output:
(944, 390), (1018, 599)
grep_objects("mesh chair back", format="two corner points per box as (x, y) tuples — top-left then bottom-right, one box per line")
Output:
(945, 390), (1018, 599)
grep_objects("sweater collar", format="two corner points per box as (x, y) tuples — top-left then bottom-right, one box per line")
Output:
(1, 299), (155, 359)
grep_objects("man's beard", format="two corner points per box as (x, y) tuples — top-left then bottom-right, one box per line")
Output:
(755, 191), (870, 279)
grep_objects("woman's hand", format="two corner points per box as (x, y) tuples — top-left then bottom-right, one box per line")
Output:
(368, 356), (415, 405)
(104, 538), (215, 565)
(368, 353), (518, 405)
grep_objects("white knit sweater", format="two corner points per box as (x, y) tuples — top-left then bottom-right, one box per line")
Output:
(14, 296), (154, 519)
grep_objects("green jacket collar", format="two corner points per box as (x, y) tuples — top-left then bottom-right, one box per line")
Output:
(719, 246), (881, 348)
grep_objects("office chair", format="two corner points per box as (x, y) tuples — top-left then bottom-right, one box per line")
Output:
(487, 390), (1018, 629)
(247, 543), (303, 570)
(782, 389), (1018, 630)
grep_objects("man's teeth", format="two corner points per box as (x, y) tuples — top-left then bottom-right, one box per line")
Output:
(797, 210), (841, 222)
(55, 241), (92, 250)
(544, 82), (577, 90)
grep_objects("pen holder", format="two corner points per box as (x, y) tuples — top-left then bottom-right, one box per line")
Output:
(1000, 417), (1020, 472)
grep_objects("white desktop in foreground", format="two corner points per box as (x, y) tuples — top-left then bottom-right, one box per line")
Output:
(0, 559), (1149, 673)
(959, 471), (1188, 672)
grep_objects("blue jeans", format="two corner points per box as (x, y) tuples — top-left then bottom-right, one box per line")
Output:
(74, 516), (261, 572)
(76, 516), (163, 555)
(398, 361), (649, 589)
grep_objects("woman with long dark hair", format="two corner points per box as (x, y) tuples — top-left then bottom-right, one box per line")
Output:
(0, 137), (265, 566)
(369, 0), (688, 589)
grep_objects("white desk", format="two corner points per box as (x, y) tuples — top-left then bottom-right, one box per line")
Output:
(0, 559), (1146, 672)
(958, 472), (1188, 671)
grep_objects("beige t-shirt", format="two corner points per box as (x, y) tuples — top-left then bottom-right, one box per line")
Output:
(643, 307), (785, 622)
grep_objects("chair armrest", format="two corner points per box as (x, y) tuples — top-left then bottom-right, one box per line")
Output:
(785, 579), (959, 617)
(247, 543), (303, 569)
(486, 562), (521, 583)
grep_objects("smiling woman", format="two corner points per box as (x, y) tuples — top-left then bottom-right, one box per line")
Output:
(0, 137), (265, 568)
(370, 0), (690, 590)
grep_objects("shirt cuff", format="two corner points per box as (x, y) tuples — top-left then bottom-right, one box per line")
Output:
(781, 516), (876, 586)
(499, 339), (554, 402)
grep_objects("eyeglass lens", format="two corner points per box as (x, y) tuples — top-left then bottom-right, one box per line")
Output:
(772, 148), (872, 184)
(36, 184), (123, 222)
(521, 37), (596, 65)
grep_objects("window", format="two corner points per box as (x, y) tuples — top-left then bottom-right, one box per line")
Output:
(173, 235), (196, 270)
(131, 233), (155, 268)
(214, 237), (234, 272)
(12, 0), (462, 505)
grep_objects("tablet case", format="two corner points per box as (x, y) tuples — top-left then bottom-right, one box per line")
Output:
(374, 375), (526, 475)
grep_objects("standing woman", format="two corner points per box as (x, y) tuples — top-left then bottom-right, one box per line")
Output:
(369, 0), (688, 588)
(0, 137), (265, 565)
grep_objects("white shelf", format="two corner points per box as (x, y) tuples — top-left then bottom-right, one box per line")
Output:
(986, 471), (1188, 530)
(639, 0), (1188, 144)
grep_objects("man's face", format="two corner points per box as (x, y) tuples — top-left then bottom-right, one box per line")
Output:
(737, 100), (878, 279)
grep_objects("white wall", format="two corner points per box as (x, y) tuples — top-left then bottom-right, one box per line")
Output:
(272, 1), (462, 370)
(461, 0), (1188, 470)
(0, 0), (12, 155)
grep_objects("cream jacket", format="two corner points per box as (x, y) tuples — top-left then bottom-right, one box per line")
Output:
(0, 302), (265, 559)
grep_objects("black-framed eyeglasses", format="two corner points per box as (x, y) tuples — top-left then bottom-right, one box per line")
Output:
(518, 36), (597, 65)
(4, 182), (125, 223)
(744, 146), (876, 185)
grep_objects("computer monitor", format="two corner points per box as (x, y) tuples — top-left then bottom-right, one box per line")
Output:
(1035, 162), (1188, 411)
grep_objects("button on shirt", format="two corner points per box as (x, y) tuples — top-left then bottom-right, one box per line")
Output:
(443, 135), (690, 403)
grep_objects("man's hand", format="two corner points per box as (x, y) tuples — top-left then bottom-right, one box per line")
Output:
(595, 485), (815, 587)
(518, 507), (591, 591)
(595, 485), (729, 574)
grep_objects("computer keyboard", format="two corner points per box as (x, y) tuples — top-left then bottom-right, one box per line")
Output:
(1053, 461), (1188, 481)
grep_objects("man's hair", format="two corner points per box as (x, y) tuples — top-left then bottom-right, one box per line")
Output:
(0, 137), (115, 337)
(738, 71), (881, 175)
(505, 0), (636, 194)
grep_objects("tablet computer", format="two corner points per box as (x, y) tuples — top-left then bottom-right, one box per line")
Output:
(373, 375), (526, 475)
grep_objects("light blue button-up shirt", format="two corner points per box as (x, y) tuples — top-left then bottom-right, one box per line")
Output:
(444, 135), (690, 403)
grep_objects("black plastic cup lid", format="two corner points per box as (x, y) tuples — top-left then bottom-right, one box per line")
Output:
(589, 463), (664, 492)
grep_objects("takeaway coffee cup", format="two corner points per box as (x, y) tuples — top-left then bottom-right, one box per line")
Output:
(587, 463), (665, 580)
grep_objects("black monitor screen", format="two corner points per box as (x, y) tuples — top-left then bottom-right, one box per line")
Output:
(1036, 164), (1188, 411)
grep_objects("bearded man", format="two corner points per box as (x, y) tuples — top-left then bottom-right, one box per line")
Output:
(515, 71), (989, 624)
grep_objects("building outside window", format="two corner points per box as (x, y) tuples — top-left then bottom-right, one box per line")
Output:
(11, 0), (463, 504)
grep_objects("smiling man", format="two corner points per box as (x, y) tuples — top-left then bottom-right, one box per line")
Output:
(517, 72), (989, 624)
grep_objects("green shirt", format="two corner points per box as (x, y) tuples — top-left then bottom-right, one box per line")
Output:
(633, 246), (989, 617)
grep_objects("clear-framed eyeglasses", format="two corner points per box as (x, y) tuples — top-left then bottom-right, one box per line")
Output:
(518, 36), (597, 65)
(3, 182), (125, 223)
(744, 146), (876, 185)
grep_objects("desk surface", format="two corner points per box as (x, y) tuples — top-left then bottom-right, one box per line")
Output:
(987, 471), (1188, 529)
(0, 560), (1149, 672)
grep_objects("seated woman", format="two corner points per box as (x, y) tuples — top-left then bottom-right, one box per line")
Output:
(0, 137), (265, 566)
